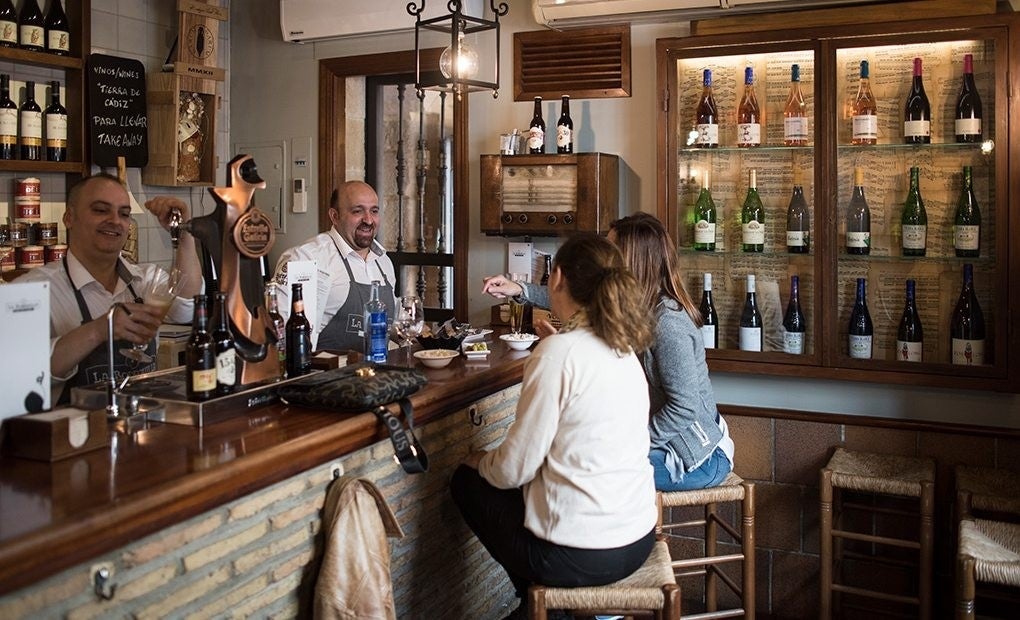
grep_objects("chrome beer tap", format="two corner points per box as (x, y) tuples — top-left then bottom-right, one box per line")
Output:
(168, 207), (184, 250)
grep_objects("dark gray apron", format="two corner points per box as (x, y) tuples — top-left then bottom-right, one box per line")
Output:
(59, 257), (156, 404)
(315, 239), (395, 351)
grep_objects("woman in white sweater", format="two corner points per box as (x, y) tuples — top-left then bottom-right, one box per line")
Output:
(450, 234), (658, 620)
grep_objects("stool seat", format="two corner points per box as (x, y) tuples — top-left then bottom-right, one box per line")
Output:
(659, 472), (746, 507)
(956, 466), (1020, 517)
(826, 447), (935, 497)
(528, 539), (679, 620)
(959, 519), (1020, 588)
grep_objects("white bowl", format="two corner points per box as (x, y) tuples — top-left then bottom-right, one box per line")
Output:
(413, 348), (459, 368)
(500, 333), (539, 351)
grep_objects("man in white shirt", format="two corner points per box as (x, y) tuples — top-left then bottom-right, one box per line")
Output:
(17, 173), (204, 404)
(272, 181), (397, 350)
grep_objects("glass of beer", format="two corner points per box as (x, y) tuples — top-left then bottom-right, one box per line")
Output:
(508, 272), (528, 335)
(120, 267), (181, 363)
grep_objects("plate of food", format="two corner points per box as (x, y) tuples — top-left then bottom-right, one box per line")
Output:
(462, 341), (491, 360)
(500, 333), (540, 351)
(413, 348), (459, 368)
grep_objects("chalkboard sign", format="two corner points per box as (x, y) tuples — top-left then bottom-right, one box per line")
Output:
(87, 53), (148, 167)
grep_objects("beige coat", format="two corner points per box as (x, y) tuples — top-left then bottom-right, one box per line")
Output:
(313, 477), (404, 620)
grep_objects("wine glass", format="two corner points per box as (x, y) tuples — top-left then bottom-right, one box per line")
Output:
(394, 296), (424, 366)
(120, 267), (182, 364)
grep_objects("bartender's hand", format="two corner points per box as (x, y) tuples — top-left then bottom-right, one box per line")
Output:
(463, 450), (487, 469)
(533, 318), (558, 339)
(144, 196), (203, 299)
(110, 302), (164, 345)
(481, 275), (524, 299)
(144, 196), (190, 231)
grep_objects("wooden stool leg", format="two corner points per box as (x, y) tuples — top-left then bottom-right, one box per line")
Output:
(742, 482), (756, 620)
(664, 582), (681, 620)
(955, 554), (976, 620)
(656, 491), (665, 535)
(529, 586), (546, 620)
(820, 468), (833, 620)
(705, 501), (718, 612)
(919, 480), (935, 620)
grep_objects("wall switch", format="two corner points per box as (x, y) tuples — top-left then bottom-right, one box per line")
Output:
(292, 178), (307, 213)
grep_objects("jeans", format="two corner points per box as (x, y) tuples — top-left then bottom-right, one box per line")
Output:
(649, 445), (731, 492)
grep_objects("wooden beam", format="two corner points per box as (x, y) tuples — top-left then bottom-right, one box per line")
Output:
(691, 0), (996, 36)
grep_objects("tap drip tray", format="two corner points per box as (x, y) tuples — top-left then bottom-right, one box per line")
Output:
(70, 366), (313, 427)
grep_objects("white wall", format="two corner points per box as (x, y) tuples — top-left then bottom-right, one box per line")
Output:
(231, 1), (1020, 428)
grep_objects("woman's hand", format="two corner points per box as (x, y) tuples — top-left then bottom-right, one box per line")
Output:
(481, 275), (524, 299)
(532, 318), (558, 339)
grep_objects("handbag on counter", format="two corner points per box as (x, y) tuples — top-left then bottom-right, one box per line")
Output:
(278, 363), (429, 473)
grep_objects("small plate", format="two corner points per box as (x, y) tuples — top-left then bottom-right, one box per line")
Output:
(500, 333), (539, 351)
(464, 348), (491, 360)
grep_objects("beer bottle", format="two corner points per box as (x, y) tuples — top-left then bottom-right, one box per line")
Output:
(186, 295), (216, 401)
(285, 283), (312, 377)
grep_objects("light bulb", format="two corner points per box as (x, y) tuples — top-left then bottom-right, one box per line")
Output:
(440, 33), (479, 80)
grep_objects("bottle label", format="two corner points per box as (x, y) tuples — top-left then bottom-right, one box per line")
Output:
(739, 327), (762, 352)
(954, 225), (979, 251)
(694, 220), (716, 244)
(47, 30), (69, 53)
(742, 220), (764, 245)
(902, 224), (927, 250)
(736, 123), (760, 146)
(848, 334), (872, 359)
(191, 368), (216, 393)
(0, 109), (16, 143)
(366, 311), (388, 362)
(784, 117), (809, 141)
(701, 325), (716, 349)
(216, 349), (236, 385)
(695, 123), (718, 146)
(20, 110), (42, 142)
(0, 21), (15, 44)
(20, 25), (43, 48)
(786, 230), (806, 247)
(852, 114), (878, 140)
(556, 126), (571, 148)
(903, 119), (930, 138)
(896, 340), (923, 362)
(952, 338), (985, 365)
(783, 331), (804, 355)
(955, 118), (981, 136)
(846, 231), (870, 249)
(45, 113), (67, 145)
(527, 127), (544, 150)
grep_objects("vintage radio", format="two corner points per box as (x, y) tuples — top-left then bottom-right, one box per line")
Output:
(480, 153), (619, 236)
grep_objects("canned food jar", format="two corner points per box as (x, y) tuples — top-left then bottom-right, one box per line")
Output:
(0, 248), (14, 272)
(45, 243), (67, 263)
(8, 222), (28, 247)
(35, 222), (58, 245)
(16, 245), (44, 269)
(14, 199), (41, 223)
(15, 177), (41, 198)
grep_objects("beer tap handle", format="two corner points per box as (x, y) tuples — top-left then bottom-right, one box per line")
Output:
(168, 207), (183, 250)
(106, 305), (121, 418)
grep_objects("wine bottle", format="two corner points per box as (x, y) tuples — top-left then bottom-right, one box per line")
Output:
(556, 95), (573, 154)
(699, 273), (719, 350)
(955, 53), (982, 143)
(903, 57), (931, 144)
(527, 96), (545, 154)
(43, 80), (66, 162)
(43, 0), (68, 55)
(950, 264), (985, 366)
(901, 166), (927, 257)
(954, 165), (981, 258)
(783, 275), (806, 355)
(739, 274), (763, 352)
(847, 278), (873, 360)
(846, 167), (871, 255)
(851, 60), (878, 145)
(896, 279), (923, 362)
(0, 0), (17, 48)
(0, 74), (16, 160)
(736, 66), (761, 148)
(695, 68), (719, 148)
(17, 0), (43, 51)
(540, 254), (552, 286)
(741, 169), (765, 253)
(783, 63), (808, 146)
(186, 294), (216, 401)
(212, 292), (237, 396)
(693, 169), (716, 251)
(19, 80), (41, 161)
(265, 284), (286, 376)
(363, 280), (388, 363)
(786, 184), (810, 254)
(285, 283), (312, 377)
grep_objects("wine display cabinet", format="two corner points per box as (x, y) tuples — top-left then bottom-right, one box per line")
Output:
(656, 13), (1018, 392)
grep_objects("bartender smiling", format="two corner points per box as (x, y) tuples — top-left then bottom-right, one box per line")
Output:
(17, 173), (204, 404)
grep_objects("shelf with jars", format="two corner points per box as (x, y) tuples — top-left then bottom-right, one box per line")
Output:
(656, 13), (1018, 392)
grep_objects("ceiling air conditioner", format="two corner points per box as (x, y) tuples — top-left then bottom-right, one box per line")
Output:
(280, 0), (483, 43)
(532, 0), (894, 28)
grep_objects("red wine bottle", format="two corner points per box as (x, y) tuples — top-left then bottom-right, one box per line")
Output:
(896, 279), (923, 362)
(44, 0), (69, 55)
(955, 53), (982, 143)
(0, 0), (17, 48)
(786, 184), (810, 253)
(903, 57), (931, 144)
(0, 74), (16, 160)
(848, 278), (873, 360)
(950, 263), (985, 366)
(782, 275), (805, 355)
(739, 274), (763, 352)
(44, 80), (67, 162)
(19, 81), (41, 161)
(17, 0), (43, 51)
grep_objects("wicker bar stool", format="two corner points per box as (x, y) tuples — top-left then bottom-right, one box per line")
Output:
(956, 518), (1020, 619)
(656, 472), (755, 619)
(527, 538), (680, 620)
(819, 448), (936, 620)
(955, 465), (1020, 521)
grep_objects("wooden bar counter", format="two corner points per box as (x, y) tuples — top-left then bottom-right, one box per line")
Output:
(0, 340), (530, 618)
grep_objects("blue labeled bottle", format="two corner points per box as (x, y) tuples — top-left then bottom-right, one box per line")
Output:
(364, 280), (388, 363)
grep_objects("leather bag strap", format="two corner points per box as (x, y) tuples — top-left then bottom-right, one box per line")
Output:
(373, 398), (429, 474)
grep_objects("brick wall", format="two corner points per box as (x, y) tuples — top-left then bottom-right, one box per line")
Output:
(0, 385), (521, 620)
